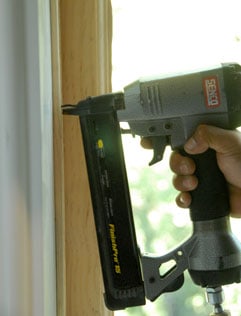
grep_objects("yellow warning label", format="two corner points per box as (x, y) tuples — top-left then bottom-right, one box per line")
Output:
(97, 139), (104, 149)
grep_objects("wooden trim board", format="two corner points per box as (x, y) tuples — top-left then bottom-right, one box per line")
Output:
(51, 0), (113, 315)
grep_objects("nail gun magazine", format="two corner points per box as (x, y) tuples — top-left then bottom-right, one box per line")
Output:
(62, 63), (241, 313)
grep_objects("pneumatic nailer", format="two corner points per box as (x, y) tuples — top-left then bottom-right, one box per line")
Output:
(63, 63), (241, 315)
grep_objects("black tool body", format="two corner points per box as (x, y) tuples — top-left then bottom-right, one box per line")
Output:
(63, 94), (145, 310)
(183, 149), (241, 288)
(63, 63), (241, 310)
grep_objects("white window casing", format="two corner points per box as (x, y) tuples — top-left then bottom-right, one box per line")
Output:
(0, 1), (56, 315)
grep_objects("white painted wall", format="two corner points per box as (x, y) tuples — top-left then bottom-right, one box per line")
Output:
(0, 0), (56, 315)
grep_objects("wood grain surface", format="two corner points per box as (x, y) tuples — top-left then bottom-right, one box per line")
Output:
(51, 0), (113, 315)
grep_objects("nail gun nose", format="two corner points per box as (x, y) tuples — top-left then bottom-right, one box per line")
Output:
(206, 286), (231, 316)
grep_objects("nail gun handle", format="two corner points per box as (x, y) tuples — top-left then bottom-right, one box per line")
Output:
(183, 149), (230, 221)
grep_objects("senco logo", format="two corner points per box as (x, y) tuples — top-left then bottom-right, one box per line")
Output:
(203, 76), (221, 108)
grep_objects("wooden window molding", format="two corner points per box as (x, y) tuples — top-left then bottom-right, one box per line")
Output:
(51, 0), (113, 315)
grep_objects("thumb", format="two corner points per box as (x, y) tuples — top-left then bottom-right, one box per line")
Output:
(184, 125), (241, 155)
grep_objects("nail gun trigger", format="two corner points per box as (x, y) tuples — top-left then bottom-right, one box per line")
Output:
(149, 136), (168, 166)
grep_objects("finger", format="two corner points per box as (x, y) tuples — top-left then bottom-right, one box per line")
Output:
(176, 192), (192, 208)
(172, 174), (198, 191)
(184, 125), (241, 154)
(170, 151), (196, 175)
(140, 137), (153, 149)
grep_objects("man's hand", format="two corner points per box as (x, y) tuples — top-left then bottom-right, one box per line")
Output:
(170, 125), (241, 218)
